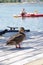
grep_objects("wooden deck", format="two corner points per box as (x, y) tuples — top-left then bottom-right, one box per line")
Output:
(0, 32), (43, 65)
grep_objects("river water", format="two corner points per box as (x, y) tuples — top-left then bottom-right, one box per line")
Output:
(0, 3), (43, 31)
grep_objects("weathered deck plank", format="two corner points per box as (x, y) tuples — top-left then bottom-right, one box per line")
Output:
(0, 33), (43, 65)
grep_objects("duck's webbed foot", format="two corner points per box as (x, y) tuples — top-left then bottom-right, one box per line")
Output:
(16, 44), (21, 48)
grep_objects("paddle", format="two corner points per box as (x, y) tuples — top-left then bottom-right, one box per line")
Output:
(13, 15), (21, 18)
(13, 16), (19, 18)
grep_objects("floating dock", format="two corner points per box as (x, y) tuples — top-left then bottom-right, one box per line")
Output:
(0, 31), (43, 65)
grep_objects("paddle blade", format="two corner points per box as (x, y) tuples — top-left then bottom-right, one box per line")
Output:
(13, 15), (21, 18)
(13, 16), (18, 18)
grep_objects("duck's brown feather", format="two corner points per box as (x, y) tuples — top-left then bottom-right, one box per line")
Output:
(7, 32), (25, 45)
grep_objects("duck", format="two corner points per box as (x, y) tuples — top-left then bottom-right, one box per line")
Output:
(6, 27), (25, 48)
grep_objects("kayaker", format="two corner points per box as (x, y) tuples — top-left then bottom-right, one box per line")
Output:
(21, 8), (27, 16)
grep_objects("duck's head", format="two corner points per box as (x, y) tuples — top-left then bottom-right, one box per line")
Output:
(19, 27), (25, 33)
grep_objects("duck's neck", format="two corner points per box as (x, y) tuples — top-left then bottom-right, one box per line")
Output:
(19, 32), (24, 35)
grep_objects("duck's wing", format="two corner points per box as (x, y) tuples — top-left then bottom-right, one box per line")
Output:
(11, 33), (25, 41)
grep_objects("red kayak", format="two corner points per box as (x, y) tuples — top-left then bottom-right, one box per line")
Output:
(14, 14), (43, 18)
(26, 14), (43, 17)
